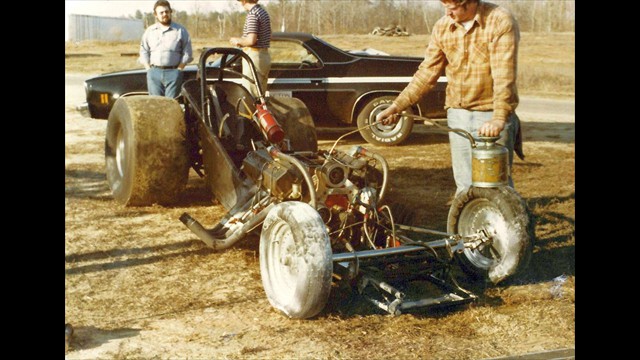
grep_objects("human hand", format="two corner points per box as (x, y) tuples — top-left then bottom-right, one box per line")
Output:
(478, 119), (506, 137)
(229, 37), (240, 47)
(375, 104), (400, 125)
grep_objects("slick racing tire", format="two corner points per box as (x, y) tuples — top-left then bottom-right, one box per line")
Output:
(105, 96), (189, 206)
(267, 96), (318, 152)
(260, 201), (333, 319)
(356, 95), (414, 146)
(447, 186), (534, 284)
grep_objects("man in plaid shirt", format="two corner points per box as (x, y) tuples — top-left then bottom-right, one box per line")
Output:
(377, 0), (523, 197)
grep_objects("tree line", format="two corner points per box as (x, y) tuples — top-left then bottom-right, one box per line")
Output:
(132, 0), (575, 38)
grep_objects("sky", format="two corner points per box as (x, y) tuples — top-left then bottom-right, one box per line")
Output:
(65, 0), (242, 18)
(65, 0), (270, 41)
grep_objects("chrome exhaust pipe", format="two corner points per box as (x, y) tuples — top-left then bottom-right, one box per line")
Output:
(180, 202), (275, 251)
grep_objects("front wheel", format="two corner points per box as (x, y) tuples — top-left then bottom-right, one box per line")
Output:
(260, 202), (333, 319)
(356, 95), (414, 146)
(447, 186), (534, 284)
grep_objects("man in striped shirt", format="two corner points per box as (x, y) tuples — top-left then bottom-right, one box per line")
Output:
(230, 0), (272, 98)
(377, 0), (523, 198)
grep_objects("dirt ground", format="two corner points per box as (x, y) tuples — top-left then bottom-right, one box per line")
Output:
(65, 95), (574, 359)
(65, 35), (574, 359)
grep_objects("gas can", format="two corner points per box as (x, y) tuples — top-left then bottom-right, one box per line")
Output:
(471, 138), (509, 187)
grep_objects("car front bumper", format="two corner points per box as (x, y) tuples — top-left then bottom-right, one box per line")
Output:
(75, 102), (90, 118)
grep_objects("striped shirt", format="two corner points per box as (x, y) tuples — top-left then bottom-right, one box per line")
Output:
(139, 22), (193, 67)
(394, 1), (519, 122)
(242, 5), (271, 48)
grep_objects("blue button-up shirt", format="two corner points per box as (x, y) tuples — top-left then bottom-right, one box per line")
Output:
(139, 22), (193, 67)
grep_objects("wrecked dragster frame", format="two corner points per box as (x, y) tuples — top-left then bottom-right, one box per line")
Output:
(105, 47), (534, 319)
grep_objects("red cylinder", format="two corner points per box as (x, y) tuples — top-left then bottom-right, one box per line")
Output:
(256, 103), (285, 143)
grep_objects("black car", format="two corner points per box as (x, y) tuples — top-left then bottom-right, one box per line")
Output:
(80, 32), (447, 146)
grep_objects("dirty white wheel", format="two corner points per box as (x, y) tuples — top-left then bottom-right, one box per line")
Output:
(260, 201), (332, 319)
(447, 186), (533, 284)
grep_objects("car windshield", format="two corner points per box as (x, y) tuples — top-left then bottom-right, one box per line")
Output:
(270, 40), (320, 69)
(205, 40), (321, 70)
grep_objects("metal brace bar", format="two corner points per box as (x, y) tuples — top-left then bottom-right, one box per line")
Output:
(398, 293), (466, 312)
(355, 264), (478, 316)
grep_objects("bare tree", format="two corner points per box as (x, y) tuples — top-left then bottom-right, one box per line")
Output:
(133, 0), (574, 37)
(218, 13), (226, 39)
(546, 0), (552, 33)
(530, 1), (537, 31)
(418, 2), (443, 34)
(191, 1), (202, 37)
(327, 1), (342, 34)
(279, 0), (288, 32)
(296, 0), (304, 32)
(309, 0), (322, 34)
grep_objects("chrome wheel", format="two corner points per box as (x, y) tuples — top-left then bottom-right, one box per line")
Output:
(115, 125), (126, 178)
(448, 186), (534, 284)
(458, 198), (507, 269)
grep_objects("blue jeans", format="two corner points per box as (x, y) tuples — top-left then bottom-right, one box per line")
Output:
(447, 108), (520, 196)
(146, 67), (183, 99)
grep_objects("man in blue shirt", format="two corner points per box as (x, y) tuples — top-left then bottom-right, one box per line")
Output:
(139, 0), (193, 98)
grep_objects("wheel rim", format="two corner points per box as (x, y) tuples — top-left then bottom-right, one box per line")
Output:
(458, 198), (509, 270)
(368, 105), (411, 138)
(264, 219), (302, 301)
(115, 125), (126, 178)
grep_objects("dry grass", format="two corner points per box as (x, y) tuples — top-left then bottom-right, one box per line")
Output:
(65, 112), (574, 359)
(65, 32), (574, 359)
(65, 32), (575, 99)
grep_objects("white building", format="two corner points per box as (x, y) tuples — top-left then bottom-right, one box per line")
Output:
(67, 14), (143, 42)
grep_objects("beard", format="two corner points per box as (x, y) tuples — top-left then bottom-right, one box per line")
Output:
(159, 18), (172, 26)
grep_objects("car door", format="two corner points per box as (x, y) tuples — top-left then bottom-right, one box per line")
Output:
(266, 39), (335, 126)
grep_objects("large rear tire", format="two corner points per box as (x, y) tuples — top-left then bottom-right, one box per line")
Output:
(105, 96), (189, 206)
(267, 97), (318, 152)
(260, 201), (333, 319)
(447, 186), (533, 284)
(356, 95), (414, 146)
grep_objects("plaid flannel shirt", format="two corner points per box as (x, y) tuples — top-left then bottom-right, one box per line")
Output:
(394, 1), (519, 122)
